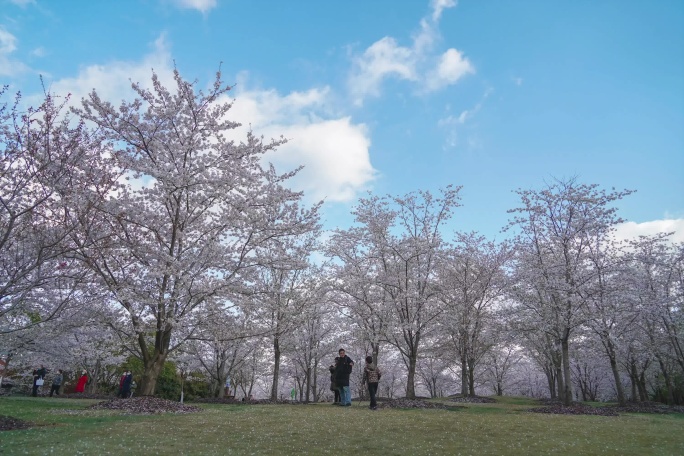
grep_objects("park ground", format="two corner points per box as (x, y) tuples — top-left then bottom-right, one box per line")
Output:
(0, 396), (682, 455)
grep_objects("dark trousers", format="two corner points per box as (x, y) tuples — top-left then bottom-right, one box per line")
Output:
(32, 384), (39, 397)
(368, 382), (378, 409)
(333, 388), (341, 403)
(50, 384), (60, 396)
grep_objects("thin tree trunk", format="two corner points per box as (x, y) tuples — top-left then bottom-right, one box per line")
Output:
(305, 364), (311, 403)
(608, 353), (626, 406)
(271, 337), (281, 401)
(656, 355), (675, 405)
(628, 361), (639, 402)
(312, 359), (318, 402)
(543, 366), (556, 399)
(561, 337), (573, 405)
(460, 356), (468, 396)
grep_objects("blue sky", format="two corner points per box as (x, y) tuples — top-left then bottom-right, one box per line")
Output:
(2, 0), (683, 241)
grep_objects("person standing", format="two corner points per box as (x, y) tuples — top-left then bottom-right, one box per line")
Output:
(362, 356), (382, 410)
(32, 365), (47, 397)
(329, 357), (341, 405)
(117, 371), (127, 398)
(121, 371), (133, 398)
(75, 370), (88, 393)
(50, 369), (63, 397)
(335, 349), (354, 406)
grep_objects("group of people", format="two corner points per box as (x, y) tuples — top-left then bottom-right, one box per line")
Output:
(32, 367), (87, 397)
(329, 348), (382, 410)
(117, 371), (136, 398)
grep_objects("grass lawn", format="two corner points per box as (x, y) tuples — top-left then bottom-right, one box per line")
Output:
(1, 396), (682, 455)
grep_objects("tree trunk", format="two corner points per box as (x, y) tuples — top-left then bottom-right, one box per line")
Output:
(406, 351), (417, 399)
(460, 355), (468, 396)
(543, 366), (556, 399)
(139, 353), (167, 396)
(555, 364), (564, 403)
(270, 337), (281, 401)
(305, 364), (311, 403)
(467, 358), (475, 396)
(656, 355), (675, 405)
(138, 328), (172, 396)
(628, 362), (639, 402)
(312, 359), (318, 403)
(608, 352), (626, 406)
(561, 337), (572, 405)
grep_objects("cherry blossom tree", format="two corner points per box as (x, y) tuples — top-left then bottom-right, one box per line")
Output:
(335, 187), (461, 398)
(246, 232), (322, 401)
(627, 235), (684, 404)
(436, 232), (512, 396)
(507, 178), (633, 405)
(70, 69), (321, 395)
(1, 87), (109, 339)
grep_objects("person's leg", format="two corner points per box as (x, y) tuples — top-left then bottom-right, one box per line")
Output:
(32, 384), (38, 397)
(343, 386), (351, 406)
(369, 383), (378, 409)
(334, 388), (340, 404)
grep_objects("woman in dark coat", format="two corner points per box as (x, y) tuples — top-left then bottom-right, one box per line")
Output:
(329, 357), (340, 404)
(121, 372), (133, 398)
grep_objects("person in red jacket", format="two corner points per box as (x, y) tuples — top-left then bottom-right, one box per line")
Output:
(75, 370), (88, 393)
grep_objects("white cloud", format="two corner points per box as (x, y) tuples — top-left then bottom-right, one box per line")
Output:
(0, 28), (17, 54)
(430, 0), (457, 22)
(0, 26), (29, 76)
(172, 0), (217, 14)
(348, 0), (471, 105)
(41, 34), (174, 106)
(348, 37), (417, 103)
(30, 46), (46, 57)
(425, 48), (474, 91)
(613, 219), (684, 244)
(227, 82), (377, 202)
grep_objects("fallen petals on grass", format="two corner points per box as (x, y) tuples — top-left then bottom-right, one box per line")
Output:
(448, 395), (497, 403)
(378, 398), (463, 410)
(528, 405), (619, 416)
(88, 396), (201, 414)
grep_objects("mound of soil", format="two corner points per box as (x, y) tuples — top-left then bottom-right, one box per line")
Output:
(449, 396), (497, 404)
(89, 396), (201, 414)
(0, 416), (32, 431)
(605, 403), (684, 415)
(528, 404), (619, 416)
(194, 397), (306, 405)
(378, 398), (462, 410)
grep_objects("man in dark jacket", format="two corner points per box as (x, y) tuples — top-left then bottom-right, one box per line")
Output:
(335, 349), (354, 406)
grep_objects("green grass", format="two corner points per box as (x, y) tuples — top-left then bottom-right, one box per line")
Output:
(1, 396), (683, 455)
